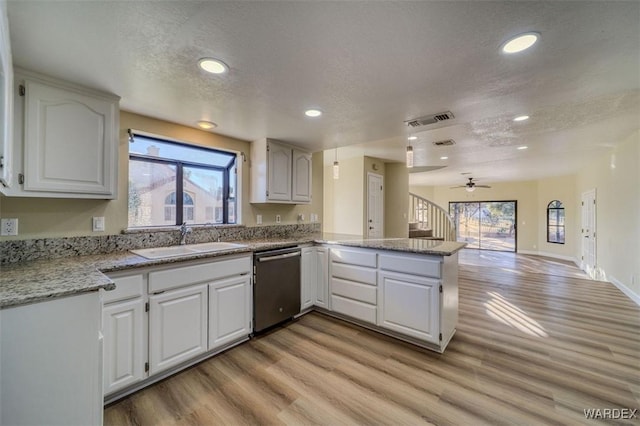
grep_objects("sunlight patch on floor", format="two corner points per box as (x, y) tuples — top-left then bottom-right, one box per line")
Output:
(484, 291), (548, 338)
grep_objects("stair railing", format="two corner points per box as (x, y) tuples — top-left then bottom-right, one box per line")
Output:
(409, 192), (457, 241)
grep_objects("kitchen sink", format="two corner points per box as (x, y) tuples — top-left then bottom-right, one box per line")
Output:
(131, 242), (248, 259)
(186, 242), (248, 252)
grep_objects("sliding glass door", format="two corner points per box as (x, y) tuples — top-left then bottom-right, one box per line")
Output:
(449, 201), (517, 252)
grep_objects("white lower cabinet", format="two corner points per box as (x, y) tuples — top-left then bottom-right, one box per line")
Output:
(315, 247), (329, 308)
(149, 284), (208, 375)
(102, 273), (146, 396)
(208, 275), (251, 350)
(103, 298), (145, 395)
(329, 247), (377, 324)
(103, 254), (253, 400)
(301, 247), (317, 311)
(0, 292), (103, 426)
(377, 270), (440, 344)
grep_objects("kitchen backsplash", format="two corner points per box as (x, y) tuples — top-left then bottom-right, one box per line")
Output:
(0, 223), (321, 264)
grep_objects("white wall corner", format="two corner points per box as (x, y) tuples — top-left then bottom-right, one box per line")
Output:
(609, 275), (640, 307)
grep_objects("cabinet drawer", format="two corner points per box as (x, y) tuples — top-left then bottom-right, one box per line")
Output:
(330, 248), (377, 268)
(379, 253), (441, 278)
(331, 263), (377, 285)
(331, 278), (377, 305)
(149, 255), (251, 293)
(331, 295), (377, 324)
(103, 274), (144, 304)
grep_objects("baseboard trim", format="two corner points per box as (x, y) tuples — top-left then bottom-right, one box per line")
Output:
(609, 275), (640, 307)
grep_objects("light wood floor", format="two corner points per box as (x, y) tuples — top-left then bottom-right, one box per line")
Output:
(105, 250), (640, 425)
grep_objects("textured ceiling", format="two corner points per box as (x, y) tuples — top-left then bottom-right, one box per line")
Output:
(6, 1), (640, 186)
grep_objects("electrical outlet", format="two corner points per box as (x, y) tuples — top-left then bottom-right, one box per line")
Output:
(256, 214), (262, 225)
(275, 214), (281, 223)
(298, 213), (305, 222)
(1, 218), (18, 236)
(92, 216), (105, 232)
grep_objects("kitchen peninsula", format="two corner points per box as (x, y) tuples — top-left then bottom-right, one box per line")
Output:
(0, 231), (464, 425)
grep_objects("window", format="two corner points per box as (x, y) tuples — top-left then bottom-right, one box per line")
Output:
(547, 200), (565, 244)
(128, 133), (237, 227)
(449, 201), (517, 252)
(164, 192), (194, 223)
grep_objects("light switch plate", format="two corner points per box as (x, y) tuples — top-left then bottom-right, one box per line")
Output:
(256, 214), (262, 225)
(92, 216), (105, 232)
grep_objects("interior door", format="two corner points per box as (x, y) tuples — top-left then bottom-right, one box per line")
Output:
(367, 173), (383, 238)
(581, 189), (597, 278)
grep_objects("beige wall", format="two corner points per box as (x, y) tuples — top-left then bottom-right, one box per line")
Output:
(408, 184), (434, 201)
(427, 180), (539, 253)
(384, 162), (409, 238)
(576, 130), (640, 300)
(0, 111), (323, 239)
(323, 154), (364, 235)
(322, 153), (410, 238)
(536, 175), (577, 259)
(411, 176), (579, 258)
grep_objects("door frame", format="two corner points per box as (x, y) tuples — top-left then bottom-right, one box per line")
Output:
(366, 172), (384, 238)
(448, 200), (518, 252)
(581, 189), (597, 279)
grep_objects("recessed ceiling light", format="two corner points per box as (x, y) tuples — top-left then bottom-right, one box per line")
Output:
(513, 115), (530, 122)
(197, 120), (217, 130)
(198, 58), (228, 74)
(440, 156), (449, 160)
(305, 109), (322, 117)
(408, 136), (418, 141)
(517, 146), (528, 150)
(501, 32), (539, 54)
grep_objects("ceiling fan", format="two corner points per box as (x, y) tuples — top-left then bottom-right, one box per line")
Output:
(451, 177), (491, 192)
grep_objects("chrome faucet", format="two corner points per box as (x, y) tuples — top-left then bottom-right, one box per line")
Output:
(179, 222), (192, 245)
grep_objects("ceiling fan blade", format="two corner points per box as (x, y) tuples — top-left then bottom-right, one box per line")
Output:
(450, 185), (466, 189)
(475, 185), (492, 188)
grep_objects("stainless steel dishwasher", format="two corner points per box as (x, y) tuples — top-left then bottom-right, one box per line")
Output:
(253, 246), (301, 333)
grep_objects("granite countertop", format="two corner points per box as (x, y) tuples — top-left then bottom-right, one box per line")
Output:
(0, 234), (465, 309)
(316, 235), (466, 255)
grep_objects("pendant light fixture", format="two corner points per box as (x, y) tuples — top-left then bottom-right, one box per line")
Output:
(406, 146), (414, 168)
(333, 148), (340, 179)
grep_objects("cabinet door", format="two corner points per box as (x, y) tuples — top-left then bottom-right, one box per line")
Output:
(378, 270), (440, 344)
(0, 2), (12, 188)
(292, 149), (312, 203)
(267, 141), (292, 201)
(23, 79), (117, 196)
(208, 275), (251, 350)
(103, 298), (145, 395)
(149, 284), (207, 375)
(315, 247), (330, 309)
(301, 247), (317, 310)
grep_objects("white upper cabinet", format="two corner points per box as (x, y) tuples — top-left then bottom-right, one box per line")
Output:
(266, 140), (292, 201)
(250, 138), (312, 204)
(1, 69), (119, 198)
(292, 149), (312, 202)
(0, 0), (13, 188)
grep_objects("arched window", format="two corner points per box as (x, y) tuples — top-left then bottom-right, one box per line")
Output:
(547, 200), (565, 244)
(164, 192), (194, 222)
